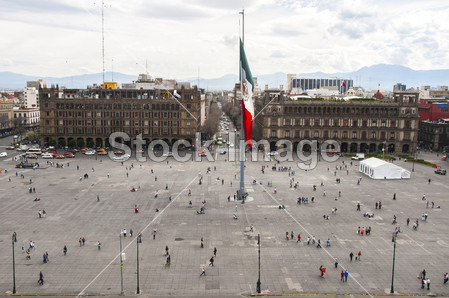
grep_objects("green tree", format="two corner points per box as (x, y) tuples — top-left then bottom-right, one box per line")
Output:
(58, 138), (66, 148)
(68, 139), (76, 148)
(77, 139), (85, 148)
(48, 138), (57, 146)
(87, 139), (95, 148)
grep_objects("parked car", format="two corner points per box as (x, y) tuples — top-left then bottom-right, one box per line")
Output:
(42, 153), (53, 159)
(97, 150), (108, 155)
(220, 150), (227, 155)
(6, 146), (15, 150)
(85, 150), (96, 155)
(16, 163), (34, 169)
(54, 154), (65, 159)
(435, 169), (447, 175)
(64, 152), (75, 158)
(25, 154), (38, 159)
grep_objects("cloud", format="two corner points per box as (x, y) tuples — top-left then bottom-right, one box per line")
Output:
(270, 50), (286, 58)
(0, 0), (85, 14)
(135, 1), (210, 21)
(271, 25), (302, 36)
(222, 36), (237, 48)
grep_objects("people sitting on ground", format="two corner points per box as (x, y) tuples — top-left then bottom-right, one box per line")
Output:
(188, 201), (192, 208)
(134, 205), (139, 213)
(233, 214), (238, 220)
(34, 198), (40, 202)
(131, 188), (136, 192)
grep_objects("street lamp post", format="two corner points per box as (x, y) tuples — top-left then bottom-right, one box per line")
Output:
(12, 232), (17, 294)
(412, 152), (415, 172)
(256, 234), (261, 293)
(136, 233), (142, 294)
(120, 232), (124, 295)
(390, 233), (397, 294)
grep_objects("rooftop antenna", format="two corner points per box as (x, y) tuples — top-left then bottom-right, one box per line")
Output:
(198, 66), (200, 88)
(102, 0), (105, 84)
(146, 59), (148, 76)
(111, 58), (114, 81)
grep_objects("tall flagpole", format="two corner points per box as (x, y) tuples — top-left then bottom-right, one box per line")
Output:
(239, 9), (245, 201)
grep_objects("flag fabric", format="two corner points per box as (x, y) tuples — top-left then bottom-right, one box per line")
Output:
(341, 81), (346, 87)
(240, 39), (254, 146)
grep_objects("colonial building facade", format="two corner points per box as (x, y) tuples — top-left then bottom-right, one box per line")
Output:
(418, 120), (449, 151)
(39, 86), (201, 148)
(254, 90), (419, 154)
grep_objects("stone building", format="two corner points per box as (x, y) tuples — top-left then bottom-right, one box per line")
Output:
(253, 90), (419, 154)
(39, 85), (201, 148)
(418, 119), (449, 151)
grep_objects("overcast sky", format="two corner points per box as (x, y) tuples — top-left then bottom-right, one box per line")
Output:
(1, 0), (449, 80)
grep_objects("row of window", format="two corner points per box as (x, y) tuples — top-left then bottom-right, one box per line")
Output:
(270, 118), (409, 128)
(269, 130), (403, 140)
(50, 119), (191, 127)
(51, 111), (184, 119)
(273, 106), (400, 115)
(45, 127), (191, 136)
(52, 102), (186, 111)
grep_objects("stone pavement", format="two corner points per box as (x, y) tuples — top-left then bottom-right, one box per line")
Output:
(0, 139), (449, 297)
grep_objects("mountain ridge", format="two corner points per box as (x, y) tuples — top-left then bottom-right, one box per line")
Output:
(1, 64), (448, 91)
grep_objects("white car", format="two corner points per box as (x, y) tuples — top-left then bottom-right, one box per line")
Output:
(229, 143), (234, 148)
(85, 151), (96, 155)
(42, 153), (53, 159)
(112, 154), (130, 161)
(0, 152), (7, 157)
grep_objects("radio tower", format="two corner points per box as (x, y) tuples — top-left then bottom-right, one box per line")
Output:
(102, 0), (105, 84)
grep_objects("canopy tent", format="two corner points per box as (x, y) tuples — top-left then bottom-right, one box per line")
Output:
(359, 157), (410, 179)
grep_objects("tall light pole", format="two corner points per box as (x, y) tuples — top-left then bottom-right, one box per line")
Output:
(12, 232), (17, 294)
(390, 232), (397, 294)
(256, 234), (261, 293)
(120, 232), (124, 295)
(136, 233), (142, 294)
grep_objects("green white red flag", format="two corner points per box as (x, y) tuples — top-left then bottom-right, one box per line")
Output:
(240, 39), (254, 145)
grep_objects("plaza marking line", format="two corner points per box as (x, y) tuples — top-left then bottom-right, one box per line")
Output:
(76, 175), (198, 297)
(252, 176), (374, 298)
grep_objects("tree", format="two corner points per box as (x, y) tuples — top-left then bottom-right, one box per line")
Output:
(87, 139), (95, 148)
(77, 139), (85, 148)
(201, 102), (221, 140)
(58, 138), (66, 148)
(48, 138), (57, 146)
(26, 131), (40, 142)
(68, 139), (76, 148)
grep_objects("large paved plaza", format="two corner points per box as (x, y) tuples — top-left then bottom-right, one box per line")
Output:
(1, 137), (449, 297)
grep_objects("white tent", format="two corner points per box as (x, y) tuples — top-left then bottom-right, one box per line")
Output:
(359, 157), (410, 179)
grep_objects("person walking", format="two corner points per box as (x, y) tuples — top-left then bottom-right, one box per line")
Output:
(38, 271), (44, 285)
(297, 234), (301, 242)
(213, 247), (217, 256)
(341, 270), (344, 281)
(201, 237), (204, 248)
(200, 265), (206, 276)
(63, 245), (67, 256)
(130, 229), (133, 237)
(165, 245), (169, 256)
(344, 270), (349, 282)
(335, 259), (338, 268)
(97, 241), (101, 250)
(153, 228), (157, 239)
(357, 251), (362, 261)
(209, 256), (214, 266)
(250, 224), (254, 232)
(444, 273), (448, 284)
(427, 278), (431, 290)
(123, 229), (127, 237)
(349, 252), (354, 261)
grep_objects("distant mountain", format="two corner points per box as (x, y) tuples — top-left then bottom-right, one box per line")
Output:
(1, 64), (449, 91)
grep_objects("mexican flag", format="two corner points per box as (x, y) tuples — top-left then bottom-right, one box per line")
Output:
(240, 39), (254, 145)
